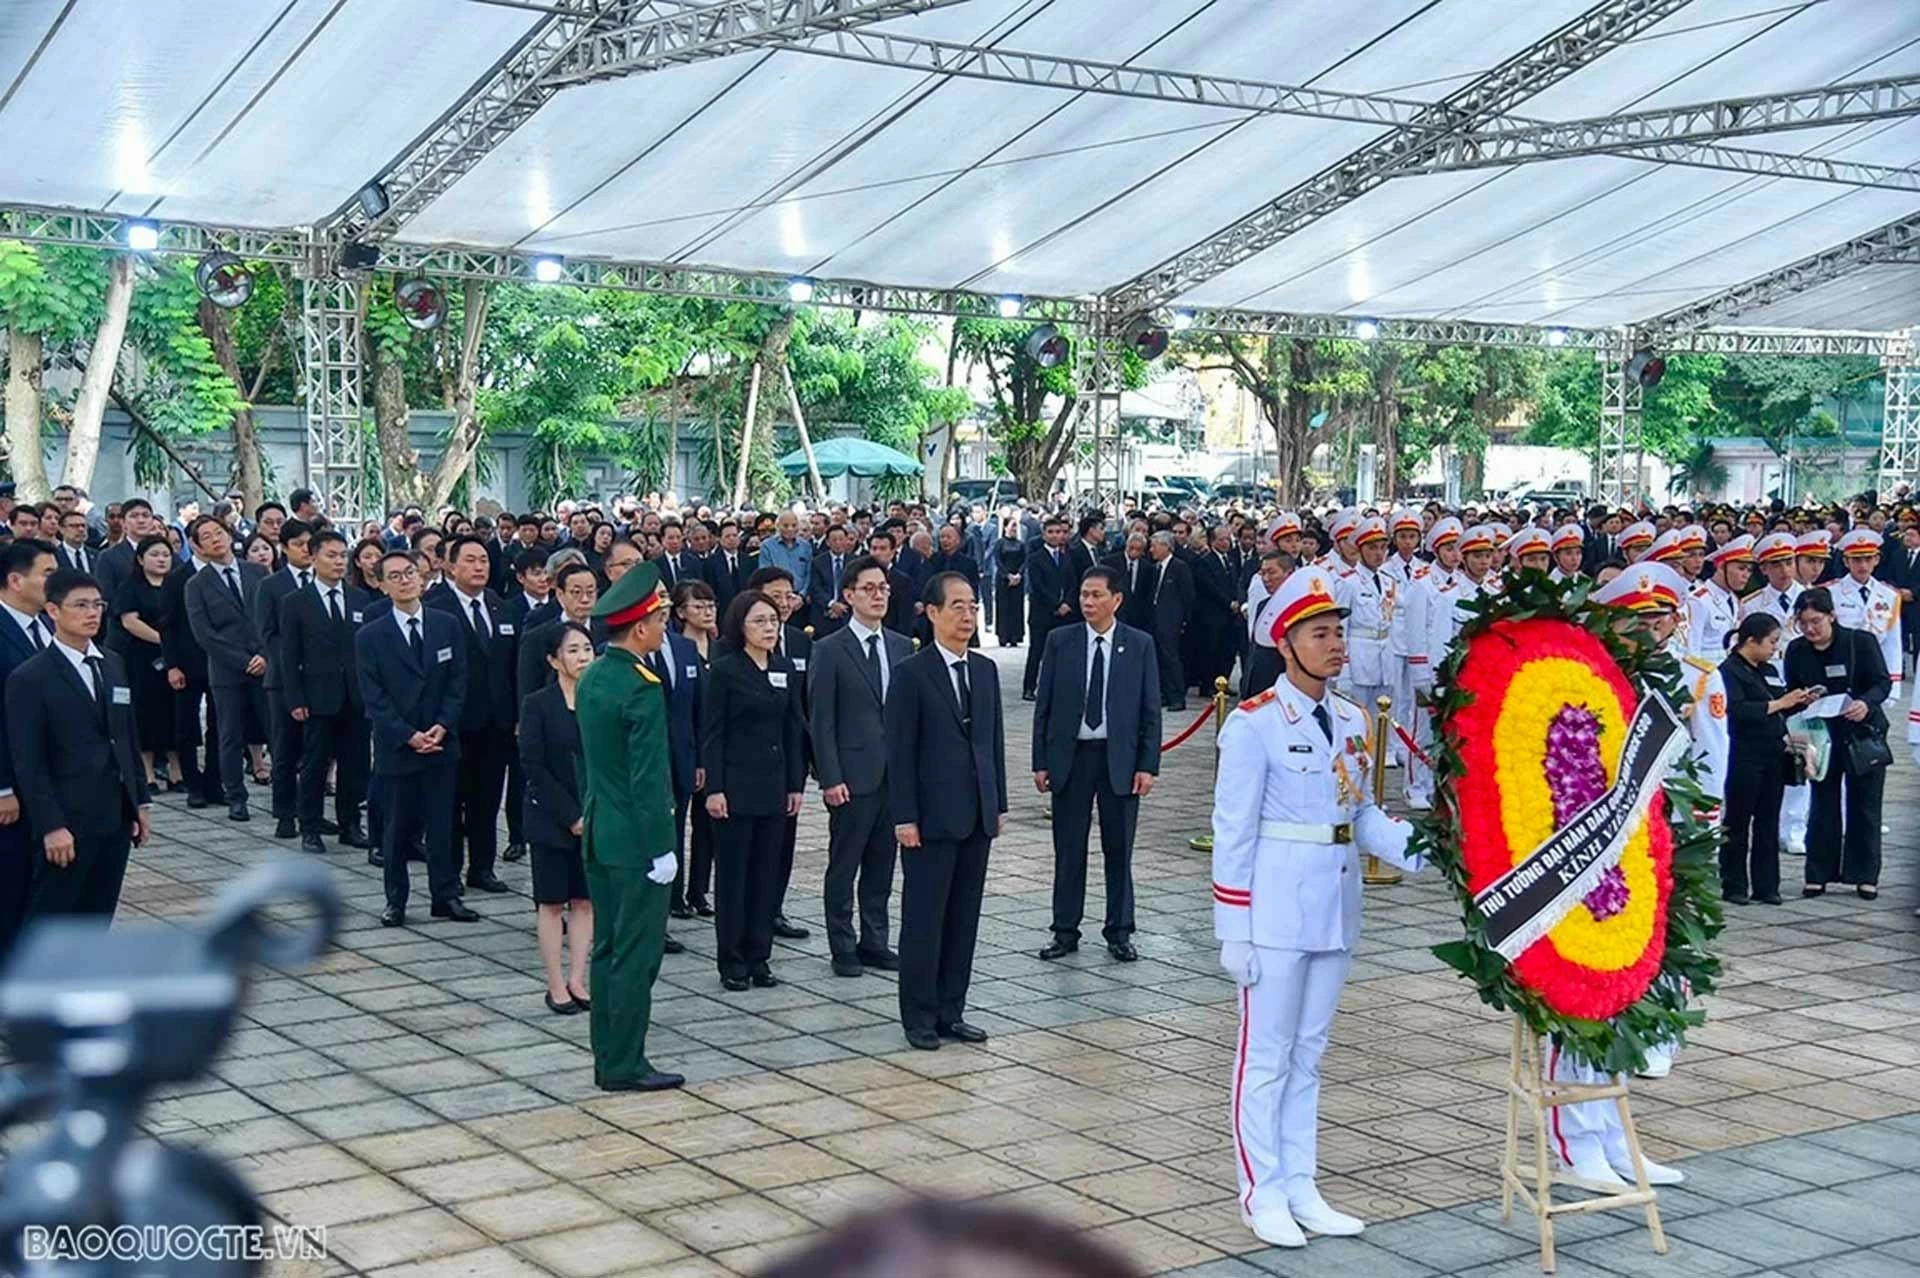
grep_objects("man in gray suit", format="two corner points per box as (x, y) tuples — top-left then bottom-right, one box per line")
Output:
(183, 515), (271, 823)
(809, 555), (912, 977)
(1032, 563), (1160, 963)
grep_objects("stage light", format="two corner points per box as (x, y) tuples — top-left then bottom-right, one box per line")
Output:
(125, 220), (160, 252)
(1625, 348), (1666, 389)
(337, 240), (380, 272)
(1123, 313), (1170, 360)
(394, 277), (447, 332)
(532, 256), (564, 283)
(1024, 323), (1070, 369)
(1170, 309), (1195, 332)
(1350, 317), (1380, 341)
(194, 252), (254, 309)
(356, 181), (391, 221)
(996, 294), (1024, 319)
(1546, 327), (1569, 347)
(786, 276), (816, 303)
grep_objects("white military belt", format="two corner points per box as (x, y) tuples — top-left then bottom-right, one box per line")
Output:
(1356, 627), (1387, 640)
(1258, 820), (1354, 845)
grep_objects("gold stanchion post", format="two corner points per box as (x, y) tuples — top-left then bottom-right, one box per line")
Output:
(1364, 694), (1403, 885)
(1189, 677), (1232, 851)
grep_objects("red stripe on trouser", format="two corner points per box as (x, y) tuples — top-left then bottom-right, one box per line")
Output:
(1547, 1042), (1571, 1165)
(1232, 986), (1256, 1212)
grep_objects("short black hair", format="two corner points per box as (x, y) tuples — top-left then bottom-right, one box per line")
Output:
(187, 515), (228, 548)
(1794, 586), (1834, 617)
(720, 589), (778, 651)
(544, 620), (594, 663)
(514, 549), (549, 578)
(1043, 516), (1070, 531)
(44, 567), (100, 607)
(289, 487), (316, 511)
(747, 565), (795, 592)
(923, 570), (974, 609)
(1, 538), (55, 585)
(255, 501), (287, 520)
(377, 549), (414, 575)
(280, 518), (314, 547)
(310, 528), (348, 554)
(553, 562), (597, 595)
(120, 497), (153, 517)
(444, 534), (490, 566)
(1081, 563), (1123, 595)
(867, 529), (895, 551)
(410, 526), (442, 550)
(1077, 514), (1105, 537)
(841, 554), (884, 595)
(1735, 611), (1781, 645)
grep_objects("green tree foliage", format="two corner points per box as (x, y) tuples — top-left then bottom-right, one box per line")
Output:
(1526, 351), (1723, 462)
(790, 312), (969, 499)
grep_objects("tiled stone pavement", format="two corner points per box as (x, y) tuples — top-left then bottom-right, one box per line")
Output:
(18, 646), (1920, 1277)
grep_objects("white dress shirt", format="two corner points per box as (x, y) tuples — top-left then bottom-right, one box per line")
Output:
(451, 584), (491, 637)
(849, 617), (890, 701)
(1078, 621), (1115, 741)
(2, 600), (47, 651)
(937, 640), (970, 710)
(54, 637), (105, 697)
(391, 601), (428, 645)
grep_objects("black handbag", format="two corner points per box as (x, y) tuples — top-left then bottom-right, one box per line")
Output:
(1834, 634), (1892, 776)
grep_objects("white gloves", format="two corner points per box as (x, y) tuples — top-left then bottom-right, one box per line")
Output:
(1220, 940), (1261, 988)
(647, 852), (677, 885)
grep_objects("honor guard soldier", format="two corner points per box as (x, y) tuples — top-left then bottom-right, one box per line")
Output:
(1693, 535), (1753, 659)
(1211, 566), (1420, 1249)
(1383, 509), (1427, 771)
(1794, 530), (1832, 589)
(1743, 532), (1808, 857)
(1549, 525), (1586, 583)
(1455, 525), (1501, 626)
(1643, 531), (1691, 647)
(1618, 520), (1656, 563)
(1323, 510), (1360, 578)
(1506, 527), (1552, 581)
(1404, 517), (1466, 811)
(1334, 516), (1393, 712)
(1267, 510), (1304, 562)
(1832, 529), (1902, 701)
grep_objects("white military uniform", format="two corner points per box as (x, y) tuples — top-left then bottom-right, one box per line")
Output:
(1213, 675), (1417, 1231)
(1384, 549), (1427, 762)
(1690, 579), (1739, 658)
(1831, 573), (1902, 701)
(1336, 557), (1394, 715)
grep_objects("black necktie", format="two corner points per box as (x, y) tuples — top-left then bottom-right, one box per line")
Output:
(26, 619), (43, 651)
(1052, 548), (1062, 570)
(224, 567), (243, 603)
(1313, 703), (1333, 745)
(85, 654), (108, 728)
(470, 599), (488, 638)
(1373, 570), (1383, 595)
(1780, 592), (1790, 611)
(328, 589), (344, 625)
(953, 658), (972, 733)
(865, 632), (883, 693)
(408, 616), (423, 661)
(1085, 636), (1106, 731)
(297, 570), (310, 590)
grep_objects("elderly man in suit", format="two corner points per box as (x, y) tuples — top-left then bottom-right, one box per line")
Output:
(183, 515), (271, 823)
(807, 524), (856, 638)
(1147, 531), (1195, 711)
(886, 570), (1006, 1051)
(0, 539), (57, 956)
(1033, 563), (1161, 963)
(6, 569), (151, 922)
(809, 554), (912, 978)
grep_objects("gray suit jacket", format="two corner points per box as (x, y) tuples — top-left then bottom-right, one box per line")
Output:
(184, 559), (270, 687)
(808, 623), (912, 796)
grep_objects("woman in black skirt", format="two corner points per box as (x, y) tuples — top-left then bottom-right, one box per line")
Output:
(115, 535), (181, 788)
(520, 622), (596, 1014)
(994, 515), (1026, 647)
(703, 590), (805, 992)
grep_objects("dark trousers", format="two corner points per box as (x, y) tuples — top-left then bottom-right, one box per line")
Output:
(175, 677), (221, 802)
(382, 759), (459, 910)
(824, 787), (896, 959)
(452, 730), (510, 884)
(1721, 753), (1784, 899)
(267, 689), (304, 820)
(898, 832), (989, 1034)
(713, 811), (783, 979)
(584, 859), (667, 1083)
(1155, 622), (1186, 708)
(1807, 755), (1885, 886)
(1023, 613), (1055, 694)
(0, 826), (34, 960)
(1049, 741), (1138, 943)
(1241, 645), (1282, 700)
(300, 705), (368, 833)
(669, 793), (717, 910)
(27, 827), (131, 920)
(774, 813), (799, 916)
(504, 751), (526, 846)
(210, 679), (269, 804)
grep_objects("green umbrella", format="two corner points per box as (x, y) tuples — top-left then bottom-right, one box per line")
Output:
(777, 436), (923, 479)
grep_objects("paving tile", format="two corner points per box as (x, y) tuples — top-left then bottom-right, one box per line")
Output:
(393, 1153), (554, 1204)
(325, 1208), (490, 1270)
(1665, 1206), (1857, 1266)
(645, 1192), (815, 1251)
(450, 1185), (619, 1241)
(515, 1221), (688, 1277)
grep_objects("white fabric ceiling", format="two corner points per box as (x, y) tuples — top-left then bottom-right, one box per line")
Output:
(1, 0), (1915, 335)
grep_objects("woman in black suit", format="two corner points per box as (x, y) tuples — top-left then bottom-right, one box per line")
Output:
(520, 622), (596, 1014)
(1718, 613), (1816, 905)
(994, 516), (1026, 647)
(702, 589), (804, 991)
(1784, 587), (1892, 898)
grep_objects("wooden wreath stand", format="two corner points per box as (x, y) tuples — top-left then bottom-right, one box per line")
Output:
(1501, 1017), (1667, 1272)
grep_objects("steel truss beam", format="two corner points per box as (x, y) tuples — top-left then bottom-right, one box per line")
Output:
(1879, 362), (1920, 495)
(1109, 0), (1699, 314)
(1597, 343), (1644, 508)
(1185, 310), (1614, 350)
(298, 253), (367, 522)
(1073, 306), (1124, 508)
(0, 205), (303, 262)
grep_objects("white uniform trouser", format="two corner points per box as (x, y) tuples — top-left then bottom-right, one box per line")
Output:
(1546, 1039), (1632, 1171)
(1780, 782), (1808, 850)
(1404, 698), (1434, 804)
(1389, 664), (1417, 768)
(1232, 947), (1350, 1219)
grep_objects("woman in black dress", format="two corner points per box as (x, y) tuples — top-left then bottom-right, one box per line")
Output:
(671, 579), (718, 918)
(350, 538), (386, 593)
(994, 515), (1026, 647)
(703, 590), (805, 991)
(520, 622), (596, 1014)
(587, 522), (617, 589)
(115, 535), (180, 789)
(1718, 613), (1815, 905)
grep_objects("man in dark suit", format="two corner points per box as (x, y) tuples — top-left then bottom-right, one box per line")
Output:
(358, 548), (473, 925)
(1145, 532), (1195, 711)
(52, 509), (97, 576)
(885, 570), (1006, 1051)
(1032, 565), (1160, 963)
(865, 529), (918, 636)
(427, 535), (518, 895)
(809, 555), (911, 977)
(502, 550), (556, 631)
(93, 498), (155, 613)
(499, 547), (555, 864)
(807, 524), (855, 638)
(1191, 525), (1238, 700)
(1067, 514), (1106, 609)
(183, 515), (271, 822)
(1581, 504), (1621, 576)
(1880, 522), (1920, 668)
(0, 539), (56, 956)
(6, 569), (150, 921)
(704, 519), (754, 615)
(653, 519), (697, 594)
(281, 529), (371, 856)
(518, 563), (604, 696)
(1104, 532), (1153, 632)
(1022, 516), (1075, 698)
(254, 518), (316, 838)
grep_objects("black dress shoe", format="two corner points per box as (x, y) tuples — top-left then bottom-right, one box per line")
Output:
(1757, 893), (1784, 905)
(936, 1021), (988, 1044)
(467, 873), (510, 894)
(186, 794), (211, 810)
(300, 833), (328, 856)
(1020, 691), (1037, 702)
(380, 905), (405, 927)
(545, 993), (579, 1015)
(501, 842), (528, 863)
(721, 976), (750, 992)
(366, 848), (386, 868)
(227, 802), (250, 823)
(664, 935), (686, 955)
(832, 956), (865, 978)
(1723, 891), (1751, 905)
(1038, 938), (1079, 961)
(274, 817), (297, 839)
(598, 1071), (685, 1092)
(431, 901), (482, 922)
(1107, 940), (1139, 962)
(750, 970), (779, 988)
(670, 903), (694, 920)
(690, 895), (714, 917)
(905, 1029), (941, 1051)
(772, 916), (809, 940)
(315, 818), (340, 835)
(338, 824), (369, 849)
(856, 949), (899, 972)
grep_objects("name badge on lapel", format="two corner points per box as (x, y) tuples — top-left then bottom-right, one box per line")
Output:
(437, 647), (453, 664)
(500, 623), (515, 635)
(351, 611), (363, 623)
(792, 658), (807, 672)
(686, 665), (698, 679)
(111, 686), (131, 705)
(769, 671), (789, 689)
(1287, 743), (1314, 754)
(1824, 664), (1846, 678)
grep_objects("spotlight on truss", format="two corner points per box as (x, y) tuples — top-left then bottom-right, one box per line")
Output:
(996, 294), (1024, 319)
(1024, 323), (1070, 369)
(356, 181), (391, 221)
(532, 256), (564, 284)
(1545, 327), (1569, 348)
(1170, 309), (1196, 332)
(786, 277), (816, 304)
(194, 252), (254, 309)
(1625, 348), (1666, 389)
(1350, 317), (1381, 341)
(1122, 314), (1170, 361)
(394, 277), (447, 332)
(337, 240), (380, 272)
(124, 220), (160, 252)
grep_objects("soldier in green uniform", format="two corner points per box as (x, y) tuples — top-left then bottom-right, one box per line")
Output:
(577, 563), (684, 1092)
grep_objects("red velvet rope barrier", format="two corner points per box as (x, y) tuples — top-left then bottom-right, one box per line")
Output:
(1160, 701), (1218, 753)
(1392, 719), (1432, 767)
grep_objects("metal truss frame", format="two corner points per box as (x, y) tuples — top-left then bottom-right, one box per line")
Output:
(298, 249), (367, 521)
(1109, 0), (1699, 315)
(1596, 343), (1644, 509)
(1880, 362), (1920, 496)
(1073, 306), (1125, 508)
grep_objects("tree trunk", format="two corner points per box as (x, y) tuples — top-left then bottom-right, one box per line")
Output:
(4, 328), (50, 501)
(1374, 352), (1402, 501)
(197, 298), (266, 512)
(370, 341), (419, 508)
(421, 281), (492, 510)
(745, 313), (794, 506)
(65, 254), (135, 493)
(1271, 340), (1313, 508)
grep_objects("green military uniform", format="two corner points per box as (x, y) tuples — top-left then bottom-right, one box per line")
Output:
(576, 567), (678, 1087)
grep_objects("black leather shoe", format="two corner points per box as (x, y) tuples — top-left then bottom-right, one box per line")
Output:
(905, 1029), (941, 1051)
(832, 956), (865, 977)
(315, 818), (340, 835)
(750, 970), (779, 988)
(380, 905), (405, 927)
(1038, 938), (1079, 961)
(721, 976), (750, 992)
(856, 949), (899, 972)
(502, 841), (528, 864)
(274, 817), (297, 839)
(431, 901), (482, 922)
(467, 873), (510, 894)
(1757, 893), (1784, 905)
(598, 1071), (684, 1092)
(227, 802), (250, 823)
(366, 848), (386, 868)
(571, 992), (591, 1011)
(545, 993), (579, 1015)
(772, 916), (809, 939)
(664, 935), (686, 955)
(1723, 891), (1751, 905)
(338, 823), (369, 849)
(300, 833), (328, 856)
(1107, 940), (1139, 962)
(670, 902), (694, 920)
(690, 895), (714, 917)
(937, 1021), (988, 1044)
(186, 794), (211, 810)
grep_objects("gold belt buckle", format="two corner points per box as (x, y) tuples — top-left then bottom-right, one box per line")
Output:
(1331, 822), (1353, 844)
